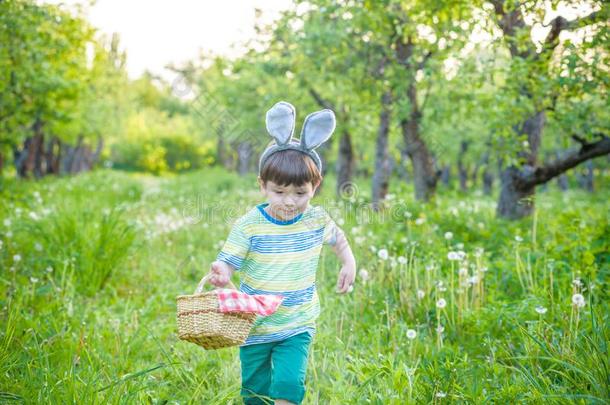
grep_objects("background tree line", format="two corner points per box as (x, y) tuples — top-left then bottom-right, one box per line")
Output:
(1, 0), (608, 220)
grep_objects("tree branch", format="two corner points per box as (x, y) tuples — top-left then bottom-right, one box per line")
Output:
(543, 9), (606, 51)
(307, 86), (335, 111)
(519, 134), (610, 188)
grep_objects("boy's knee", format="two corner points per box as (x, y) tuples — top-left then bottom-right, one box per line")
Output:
(270, 379), (305, 404)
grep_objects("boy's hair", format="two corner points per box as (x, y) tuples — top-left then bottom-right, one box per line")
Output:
(259, 149), (322, 187)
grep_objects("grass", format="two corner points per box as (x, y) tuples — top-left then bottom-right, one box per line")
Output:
(0, 167), (608, 403)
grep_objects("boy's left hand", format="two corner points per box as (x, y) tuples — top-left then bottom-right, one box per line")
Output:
(336, 264), (356, 294)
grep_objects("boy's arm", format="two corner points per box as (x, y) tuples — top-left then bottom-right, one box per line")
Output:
(331, 229), (357, 294)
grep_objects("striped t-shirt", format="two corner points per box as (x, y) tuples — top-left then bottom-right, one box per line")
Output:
(216, 202), (339, 346)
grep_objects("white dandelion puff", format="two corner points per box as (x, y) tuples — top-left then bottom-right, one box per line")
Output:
(572, 293), (585, 308)
(436, 298), (447, 309)
(13, 254), (21, 263)
(444, 232), (453, 240)
(447, 251), (459, 261)
(535, 306), (547, 315)
(417, 289), (425, 299)
(359, 269), (369, 282)
(397, 256), (407, 265)
(406, 329), (417, 340)
(378, 249), (389, 261)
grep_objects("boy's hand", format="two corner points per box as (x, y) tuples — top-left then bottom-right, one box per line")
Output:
(336, 264), (356, 294)
(208, 261), (234, 288)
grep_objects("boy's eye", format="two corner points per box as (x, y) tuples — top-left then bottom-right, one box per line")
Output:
(297, 192), (305, 195)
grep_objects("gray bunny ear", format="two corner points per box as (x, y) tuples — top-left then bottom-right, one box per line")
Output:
(265, 101), (296, 145)
(300, 109), (336, 150)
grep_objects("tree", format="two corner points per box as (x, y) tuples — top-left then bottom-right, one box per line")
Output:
(488, 0), (609, 219)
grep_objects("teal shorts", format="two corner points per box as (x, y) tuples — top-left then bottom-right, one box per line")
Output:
(239, 332), (313, 404)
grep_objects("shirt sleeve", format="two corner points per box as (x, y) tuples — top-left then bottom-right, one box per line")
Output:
(322, 208), (341, 247)
(216, 219), (250, 271)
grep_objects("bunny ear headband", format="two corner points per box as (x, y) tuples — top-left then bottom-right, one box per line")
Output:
(258, 101), (336, 175)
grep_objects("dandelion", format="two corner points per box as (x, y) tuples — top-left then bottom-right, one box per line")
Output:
(28, 211), (40, 221)
(3, 218), (10, 227)
(447, 251), (460, 261)
(358, 269), (369, 282)
(535, 305), (547, 315)
(458, 267), (468, 276)
(444, 232), (453, 240)
(34, 243), (43, 252)
(572, 278), (582, 287)
(6, 231), (12, 238)
(457, 251), (466, 261)
(404, 211), (412, 219)
(436, 325), (445, 333)
(515, 235), (523, 242)
(468, 276), (479, 285)
(46, 266), (53, 273)
(436, 298), (447, 309)
(397, 256), (407, 265)
(417, 289), (425, 299)
(425, 264), (434, 272)
(436, 391), (447, 398)
(406, 329), (417, 340)
(370, 245), (377, 253)
(378, 249), (389, 260)
(355, 236), (365, 245)
(571, 293), (585, 308)
(474, 247), (484, 258)
(13, 254), (21, 263)
(415, 217), (425, 225)
(30, 277), (39, 284)
(456, 243), (464, 250)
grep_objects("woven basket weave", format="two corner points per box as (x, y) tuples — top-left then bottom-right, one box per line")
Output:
(176, 275), (256, 350)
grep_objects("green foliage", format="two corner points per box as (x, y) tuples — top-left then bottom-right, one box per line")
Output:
(0, 169), (608, 402)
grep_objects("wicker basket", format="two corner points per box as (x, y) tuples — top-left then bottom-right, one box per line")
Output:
(176, 274), (257, 350)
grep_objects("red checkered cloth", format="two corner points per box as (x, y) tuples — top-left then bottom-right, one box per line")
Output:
(216, 289), (284, 316)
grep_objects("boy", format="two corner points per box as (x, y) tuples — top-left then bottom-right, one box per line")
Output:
(208, 101), (357, 404)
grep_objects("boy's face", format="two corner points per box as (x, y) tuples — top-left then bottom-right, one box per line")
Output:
(258, 177), (320, 220)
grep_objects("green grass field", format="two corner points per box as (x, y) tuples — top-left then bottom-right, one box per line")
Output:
(1, 168), (608, 404)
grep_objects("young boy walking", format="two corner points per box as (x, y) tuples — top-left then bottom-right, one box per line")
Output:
(208, 101), (357, 404)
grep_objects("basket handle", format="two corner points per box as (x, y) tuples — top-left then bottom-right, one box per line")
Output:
(194, 273), (238, 294)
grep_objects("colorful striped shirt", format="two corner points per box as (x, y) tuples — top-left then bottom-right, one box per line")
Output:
(216, 202), (339, 346)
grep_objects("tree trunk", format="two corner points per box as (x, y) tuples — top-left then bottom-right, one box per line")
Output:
(440, 164), (450, 186)
(336, 129), (355, 197)
(457, 141), (469, 192)
(482, 151), (493, 195)
(577, 160), (594, 192)
(236, 141), (252, 176)
(555, 150), (569, 191)
(400, 81), (437, 201)
(371, 90), (392, 210)
(497, 111), (544, 219)
(45, 136), (61, 175)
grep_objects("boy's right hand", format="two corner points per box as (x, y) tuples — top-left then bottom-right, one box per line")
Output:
(208, 261), (233, 288)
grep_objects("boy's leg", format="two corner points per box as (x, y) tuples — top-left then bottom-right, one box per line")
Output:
(269, 332), (313, 404)
(240, 343), (274, 405)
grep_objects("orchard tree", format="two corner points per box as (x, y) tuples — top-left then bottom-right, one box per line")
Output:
(488, 0), (609, 219)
